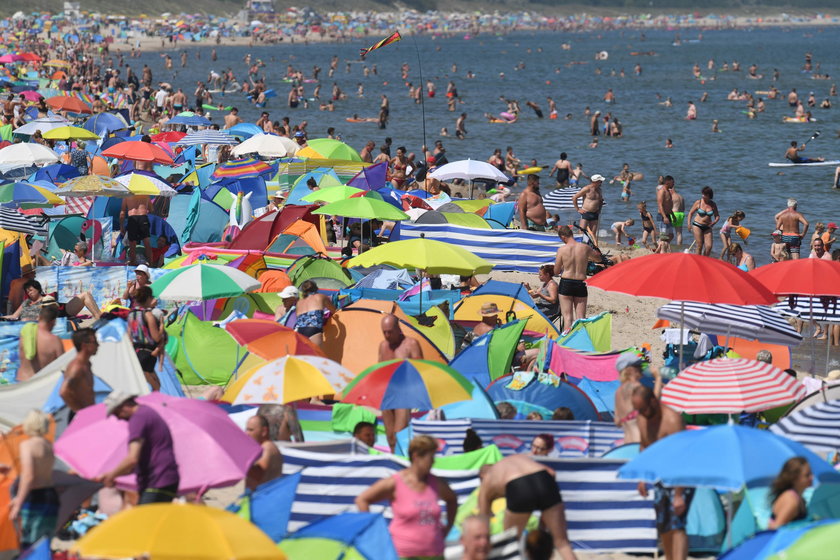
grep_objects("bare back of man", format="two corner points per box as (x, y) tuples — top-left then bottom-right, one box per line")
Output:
(121, 196), (152, 264)
(379, 314), (423, 451)
(479, 455), (578, 560)
(60, 355), (95, 414)
(555, 226), (597, 333)
(18, 327), (64, 382)
(247, 441), (283, 490)
(775, 203), (809, 259)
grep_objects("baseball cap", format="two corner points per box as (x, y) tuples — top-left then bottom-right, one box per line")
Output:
(615, 352), (642, 371)
(105, 390), (136, 416)
(279, 286), (299, 299)
(135, 264), (150, 276)
(828, 222), (838, 229)
(294, 131), (305, 137)
(591, 174), (606, 182)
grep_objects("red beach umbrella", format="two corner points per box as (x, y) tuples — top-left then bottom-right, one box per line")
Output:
(749, 259), (840, 296)
(661, 358), (805, 414)
(45, 95), (92, 114)
(101, 141), (174, 164)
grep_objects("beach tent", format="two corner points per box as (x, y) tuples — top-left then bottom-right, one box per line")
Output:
(168, 191), (229, 245)
(482, 202), (516, 227)
(454, 280), (561, 338)
(322, 308), (447, 373)
(256, 270), (293, 293)
(166, 310), (249, 385)
(347, 162), (387, 190)
(485, 374), (600, 421)
(575, 378), (621, 420)
(353, 269), (413, 291)
(227, 205), (318, 251)
(449, 319), (527, 386)
(279, 512), (397, 560)
(266, 221), (327, 255)
(287, 254), (354, 290)
(205, 176), (268, 212)
(231, 471), (302, 542)
(427, 380), (499, 420)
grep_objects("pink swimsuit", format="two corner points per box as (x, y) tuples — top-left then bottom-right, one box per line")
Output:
(388, 472), (444, 558)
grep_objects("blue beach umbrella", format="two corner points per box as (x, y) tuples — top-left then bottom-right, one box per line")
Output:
(166, 113), (212, 127)
(82, 112), (129, 136)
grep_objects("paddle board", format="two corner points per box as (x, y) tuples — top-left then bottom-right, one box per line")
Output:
(768, 160), (840, 167)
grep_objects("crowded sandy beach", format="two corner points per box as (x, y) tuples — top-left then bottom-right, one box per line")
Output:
(0, 5), (840, 560)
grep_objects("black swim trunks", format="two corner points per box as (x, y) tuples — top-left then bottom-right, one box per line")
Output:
(580, 210), (600, 221)
(505, 470), (562, 514)
(126, 215), (151, 243)
(654, 484), (695, 534)
(559, 278), (588, 298)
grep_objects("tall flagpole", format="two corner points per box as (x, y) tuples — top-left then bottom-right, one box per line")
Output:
(411, 33), (428, 152)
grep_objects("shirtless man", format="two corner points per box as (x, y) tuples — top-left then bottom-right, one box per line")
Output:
(245, 414), (283, 490)
(17, 306), (65, 382)
(613, 354), (663, 444)
(775, 198), (809, 259)
(550, 152), (572, 187)
(784, 140), (824, 164)
(572, 174), (606, 236)
(60, 328), (98, 417)
(656, 176), (676, 236)
(455, 113), (467, 139)
(669, 182), (686, 245)
(478, 454), (577, 560)
(223, 107), (243, 129)
(517, 175), (548, 230)
(119, 194), (152, 264)
(554, 226), (598, 334)
(378, 314), (422, 451)
(633, 386), (691, 560)
(359, 140), (375, 163)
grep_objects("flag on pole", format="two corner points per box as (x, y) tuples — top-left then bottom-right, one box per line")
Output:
(360, 31), (402, 58)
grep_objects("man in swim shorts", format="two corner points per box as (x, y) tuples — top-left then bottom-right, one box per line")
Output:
(774, 198), (809, 259)
(517, 174), (548, 230)
(555, 226), (599, 334)
(572, 174), (605, 235)
(120, 195), (152, 265)
(669, 181), (686, 245)
(656, 176), (676, 236)
(478, 454), (577, 560)
(784, 140), (824, 164)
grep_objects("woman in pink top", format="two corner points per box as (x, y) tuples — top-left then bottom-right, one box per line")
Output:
(356, 435), (458, 559)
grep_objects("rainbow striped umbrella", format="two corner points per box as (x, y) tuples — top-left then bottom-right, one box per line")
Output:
(341, 359), (473, 410)
(211, 157), (272, 180)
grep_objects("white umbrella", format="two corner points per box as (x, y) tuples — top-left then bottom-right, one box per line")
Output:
(428, 159), (508, 182)
(0, 143), (60, 166)
(231, 133), (298, 158)
(176, 130), (238, 146)
(12, 117), (71, 136)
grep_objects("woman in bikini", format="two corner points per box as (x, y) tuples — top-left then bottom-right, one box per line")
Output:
(728, 243), (755, 271)
(768, 457), (812, 529)
(389, 146), (409, 189)
(686, 186), (720, 256)
(637, 201), (656, 249)
(294, 280), (335, 346)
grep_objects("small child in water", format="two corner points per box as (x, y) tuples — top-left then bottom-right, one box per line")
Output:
(611, 219), (635, 244)
(770, 230), (791, 262)
(621, 182), (632, 201)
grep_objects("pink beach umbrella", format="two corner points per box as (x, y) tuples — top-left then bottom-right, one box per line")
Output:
(54, 393), (261, 495)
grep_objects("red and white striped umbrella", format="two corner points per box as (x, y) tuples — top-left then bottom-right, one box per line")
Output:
(661, 358), (805, 414)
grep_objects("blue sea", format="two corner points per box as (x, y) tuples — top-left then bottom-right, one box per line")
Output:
(129, 26), (840, 264)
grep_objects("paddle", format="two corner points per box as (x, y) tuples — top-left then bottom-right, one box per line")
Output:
(803, 130), (821, 146)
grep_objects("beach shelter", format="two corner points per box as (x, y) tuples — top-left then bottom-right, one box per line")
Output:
(168, 191), (229, 245)
(266, 220), (327, 255)
(166, 310), (250, 385)
(256, 269), (293, 293)
(347, 161), (387, 190)
(227, 205), (319, 251)
(279, 512), (397, 560)
(449, 319), (528, 386)
(287, 255), (354, 290)
(485, 374), (601, 421)
(454, 280), (560, 338)
(322, 308), (447, 373)
(231, 472), (302, 542)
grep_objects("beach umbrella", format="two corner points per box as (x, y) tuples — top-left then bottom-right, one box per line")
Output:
(347, 237), (493, 275)
(152, 263), (261, 301)
(44, 59), (70, 67)
(298, 138), (362, 161)
(342, 359), (473, 410)
(165, 112), (213, 127)
(55, 393), (262, 494)
(12, 117), (69, 136)
(0, 180), (64, 208)
(231, 133), (298, 158)
(428, 159), (508, 182)
(770, 399), (840, 453)
(617, 423), (840, 491)
(0, 206), (50, 235)
(211, 157), (272, 180)
(101, 141), (174, 164)
(718, 521), (837, 560)
(223, 355), (350, 405)
(0, 143), (59, 166)
(750, 259), (840, 297)
(176, 129), (238, 146)
(19, 90), (43, 102)
(312, 191), (409, 221)
(300, 184), (363, 203)
(227, 122), (264, 139)
(114, 171), (177, 197)
(763, 521), (840, 560)
(42, 125), (100, 141)
(660, 358), (806, 414)
(45, 95), (92, 114)
(223, 319), (325, 361)
(279, 512), (397, 560)
(0, 54), (23, 63)
(150, 130), (186, 143)
(30, 162), (79, 183)
(54, 175), (130, 197)
(72, 503), (285, 560)
(82, 112), (129, 136)
(656, 301), (802, 347)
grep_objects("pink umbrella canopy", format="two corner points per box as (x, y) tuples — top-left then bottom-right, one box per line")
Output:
(660, 358), (806, 414)
(54, 393), (261, 494)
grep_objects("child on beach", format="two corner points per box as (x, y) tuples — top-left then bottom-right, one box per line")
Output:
(654, 232), (672, 254)
(719, 210), (746, 259)
(770, 230), (791, 262)
(637, 202), (656, 249)
(611, 219), (635, 244)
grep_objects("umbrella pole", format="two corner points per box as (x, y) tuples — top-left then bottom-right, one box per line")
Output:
(678, 301), (685, 371)
(418, 269), (423, 315)
(809, 298), (816, 374)
(826, 322), (832, 375)
(723, 325), (731, 356)
(726, 491), (734, 552)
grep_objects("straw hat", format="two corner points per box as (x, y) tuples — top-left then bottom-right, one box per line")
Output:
(827, 370), (840, 381)
(479, 302), (500, 317)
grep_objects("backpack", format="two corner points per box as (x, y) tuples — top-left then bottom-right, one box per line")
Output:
(127, 308), (157, 350)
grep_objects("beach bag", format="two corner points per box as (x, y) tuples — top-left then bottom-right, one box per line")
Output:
(127, 308), (157, 350)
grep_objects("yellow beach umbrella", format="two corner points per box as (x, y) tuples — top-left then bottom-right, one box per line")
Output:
(45, 59), (70, 68)
(72, 502), (285, 560)
(223, 355), (350, 405)
(42, 125), (100, 141)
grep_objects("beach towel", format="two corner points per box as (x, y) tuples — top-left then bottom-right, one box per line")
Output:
(21, 322), (38, 360)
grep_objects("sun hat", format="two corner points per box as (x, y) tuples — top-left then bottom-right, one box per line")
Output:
(615, 352), (642, 371)
(279, 286), (299, 299)
(828, 222), (838, 229)
(105, 390), (136, 416)
(479, 302), (500, 317)
(591, 174), (606, 182)
(135, 264), (150, 276)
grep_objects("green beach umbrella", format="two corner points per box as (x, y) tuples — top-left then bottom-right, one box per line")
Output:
(300, 185), (364, 204)
(299, 138), (363, 162)
(152, 263), (261, 301)
(347, 237), (493, 275)
(312, 192), (408, 221)
(767, 521), (840, 560)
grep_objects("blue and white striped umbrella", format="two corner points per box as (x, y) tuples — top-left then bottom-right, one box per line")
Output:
(543, 186), (608, 212)
(176, 130), (238, 146)
(775, 296), (840, 324)
(770, 399), (840, 453)
(657, 301), (803, 346)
